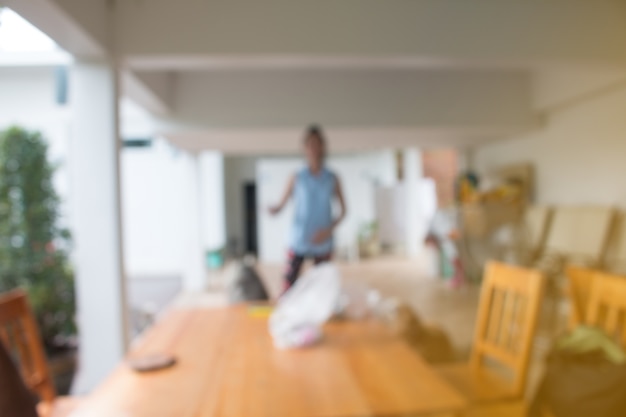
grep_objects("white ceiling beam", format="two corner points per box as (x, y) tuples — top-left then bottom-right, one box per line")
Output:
(152, 69), (539, 152)
(116, 0), (626, 69)
(4, 0), (108, 57)
(163, 70), (537, 129)
(121, 71), (174, 116)
(164, 127), (529, 155)
(52, 0), (109, 53)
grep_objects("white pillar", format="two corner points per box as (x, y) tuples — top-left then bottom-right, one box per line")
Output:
(182, 153), (207, 291)
(70, 60), (128, 393)
(199, 151), (226, 251)
(404, 148), (424, 258)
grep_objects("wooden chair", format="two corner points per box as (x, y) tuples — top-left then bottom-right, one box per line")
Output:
(586, 271), (626, 346)
(565, 265), (597, 329)
(532, 207), (616, 334)
(522, 205), (553, 265)
(540, 206), (616, 269)
(437, 261), (544, 404)
(541, 271), (626, 417)
(0, 290), (79, 417)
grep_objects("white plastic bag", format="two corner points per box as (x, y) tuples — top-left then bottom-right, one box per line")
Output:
(269, 263), (341, 349)
(336, 281), (383, 320)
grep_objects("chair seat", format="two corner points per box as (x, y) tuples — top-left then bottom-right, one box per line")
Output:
(437, 363), (518, 403)
(37, 396), (81, 417)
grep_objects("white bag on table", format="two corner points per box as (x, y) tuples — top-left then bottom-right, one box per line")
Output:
(269, 263), (341, 349)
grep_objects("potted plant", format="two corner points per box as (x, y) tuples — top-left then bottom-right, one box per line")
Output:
(0, 126), (76, 394)
(358, 221), (381, 258)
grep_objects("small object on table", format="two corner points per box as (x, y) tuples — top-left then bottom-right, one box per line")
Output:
(247, 305), (274, 318)
(127, 353), (176, 373)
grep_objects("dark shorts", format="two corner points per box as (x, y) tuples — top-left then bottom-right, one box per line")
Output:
(284, 249), (333, 288)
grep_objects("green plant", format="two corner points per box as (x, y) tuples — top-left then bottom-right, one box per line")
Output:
(358, 221), (378, 242)
(0, 126), (75, 349)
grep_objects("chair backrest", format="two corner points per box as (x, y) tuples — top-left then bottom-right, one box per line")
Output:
(565, 265), (597, 328)
(543, 206), (615, 267)
(470, 261), (545, 398)
(586, 272), (626, 347)
(523, 206), (553, 262)
(606, 211), (626, 275)
(0, 290), (56, 403)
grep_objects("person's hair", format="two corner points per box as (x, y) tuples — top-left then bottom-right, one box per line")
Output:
(304, 125), (326, 147)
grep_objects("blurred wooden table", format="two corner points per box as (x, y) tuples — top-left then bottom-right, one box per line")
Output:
(73, 306), (467, 417)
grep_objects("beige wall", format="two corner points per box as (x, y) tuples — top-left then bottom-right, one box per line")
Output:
(474, 83), (626, 209)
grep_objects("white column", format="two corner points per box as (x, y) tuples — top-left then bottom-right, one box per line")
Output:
(199, 151), (226, 251)
(70, 60), (128, 393)
(182, 153), (207, 291)
(403, 148), (424, 258)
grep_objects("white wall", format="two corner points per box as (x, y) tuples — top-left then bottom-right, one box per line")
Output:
(257, 158), (301, 263)
(375, 186), (405, 246)
(474, 83), (626, 209)
(331, 151), (397, 247)
(0, 67), (64, 117)
(121, 140), (197, 277)
(375, 180), (437, 250)
(122, 142), (226, 285)
(256, 151), (396, 263)
(199, 151), (226, 251)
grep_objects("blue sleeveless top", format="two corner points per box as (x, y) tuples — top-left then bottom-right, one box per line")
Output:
(291, 167), (336, 255)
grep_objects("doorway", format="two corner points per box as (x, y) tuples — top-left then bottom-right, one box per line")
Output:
(243, 182), (258, 255)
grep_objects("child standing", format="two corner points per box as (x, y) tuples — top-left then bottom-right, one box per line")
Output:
(269, 126), (346, 291)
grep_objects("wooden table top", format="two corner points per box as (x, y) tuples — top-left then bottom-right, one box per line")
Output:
(74, 306), (467, 417)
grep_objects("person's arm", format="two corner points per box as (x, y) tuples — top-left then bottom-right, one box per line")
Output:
(268, 174), (296, 216)
(332, 176), (347, 229)
(312, 176), (347, 243)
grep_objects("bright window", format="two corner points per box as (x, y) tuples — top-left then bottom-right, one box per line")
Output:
(0, 8), (58, 52)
